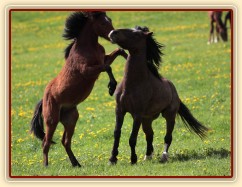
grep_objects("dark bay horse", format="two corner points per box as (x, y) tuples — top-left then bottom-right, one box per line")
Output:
(30, 11), (127, 167)
(108, 26), (209, 164)
(208, 11), (228, 44)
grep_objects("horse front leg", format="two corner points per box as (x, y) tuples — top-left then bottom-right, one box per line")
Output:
(129, 116), (142, 164)
(104, 48), (128, 66)
(104, 48), (128, 96)
(109, 108), (125, 165)
(80, 64), (110, 77)
(106, 66), (117, 96)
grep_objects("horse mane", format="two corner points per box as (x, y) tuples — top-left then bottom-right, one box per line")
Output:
(63, 12), (88, 40)
(64, 41), (75, 59)
(135, 26), (164, 79)
(63, 11), (105, 59)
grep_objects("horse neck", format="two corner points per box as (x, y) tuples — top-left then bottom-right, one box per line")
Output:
(67, 23), (99, 67)
(76, 22), (98, 48)
(123, 49), (149, 88)
(216, 16), (225, 31)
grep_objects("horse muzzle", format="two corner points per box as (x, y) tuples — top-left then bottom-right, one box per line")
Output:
(108, 30), (118, 44)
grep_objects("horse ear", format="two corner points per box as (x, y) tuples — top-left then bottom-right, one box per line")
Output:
(144, 32), (153, 37)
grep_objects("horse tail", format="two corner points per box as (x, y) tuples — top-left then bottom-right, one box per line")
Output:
(30, 99), (45, 141)
(30, 99), (56, 144)
(178, 101), (209, 139)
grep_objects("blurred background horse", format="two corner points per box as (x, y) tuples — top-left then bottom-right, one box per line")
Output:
(208, 11), (228, 44)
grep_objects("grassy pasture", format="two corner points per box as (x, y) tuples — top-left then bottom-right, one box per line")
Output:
(10, 10), (231, 177)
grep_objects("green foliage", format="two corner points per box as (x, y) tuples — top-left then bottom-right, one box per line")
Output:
(11, 11), (231, 177)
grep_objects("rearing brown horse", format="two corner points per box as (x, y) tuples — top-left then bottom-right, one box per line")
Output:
(108, 26), (208, 165)
(30, 11), (127, 167)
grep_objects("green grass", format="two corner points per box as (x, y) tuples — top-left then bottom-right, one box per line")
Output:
(10, 11), (232, 177)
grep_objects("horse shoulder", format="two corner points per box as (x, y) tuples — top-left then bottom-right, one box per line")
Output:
(76, 44), (105, 65)
(97, 43), (105, 54)
(97, 43), (106, 62)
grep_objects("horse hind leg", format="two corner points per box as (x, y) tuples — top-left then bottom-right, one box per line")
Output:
(42, 122), (58, 166)
(215, 24), (220, 43)
(142, 118), (154, 160)
(60, 107), (81, 167)
(42, 100), (60, 166)
(208, 20), (214, 44)
(160, 112), (176, 163)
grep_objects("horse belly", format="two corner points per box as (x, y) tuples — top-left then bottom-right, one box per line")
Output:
(55, 79), (96, 107)
(143, 80), (173, 117)
(143, 94), (171, 117)
(120, 90), (151, 115)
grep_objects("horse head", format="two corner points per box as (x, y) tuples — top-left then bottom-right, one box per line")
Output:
(86, 11), (114, 41)
(108, 27), (153, 51)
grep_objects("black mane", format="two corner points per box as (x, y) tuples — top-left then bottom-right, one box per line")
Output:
(63, 12), (88, 40)
(135, 26), (164, 79)
(63, 12), (87, 59)
(63, 11), (105, 59)
(64, 41), (75, 59)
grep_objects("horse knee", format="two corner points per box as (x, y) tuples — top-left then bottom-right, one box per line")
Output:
(129, 137), (136, 148)
(62, 138), (71, 149)
(145, 128), (153, 138)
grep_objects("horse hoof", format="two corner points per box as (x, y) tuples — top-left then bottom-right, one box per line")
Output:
(73, 162), (81, 167)
(109, 88), (115, 96)
(109, 157), (117, 165)
(131, 160), (137, 165)
(160, 152), (169, 163)
(119, 48), (128, 59)
(108, 81), (117, 96)
(144, 152), (154, 160)
(131, 155), (138, 165)
(108, 161), (117, 165)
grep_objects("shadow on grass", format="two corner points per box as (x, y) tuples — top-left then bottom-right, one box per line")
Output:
(170, 147), (230, 162)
